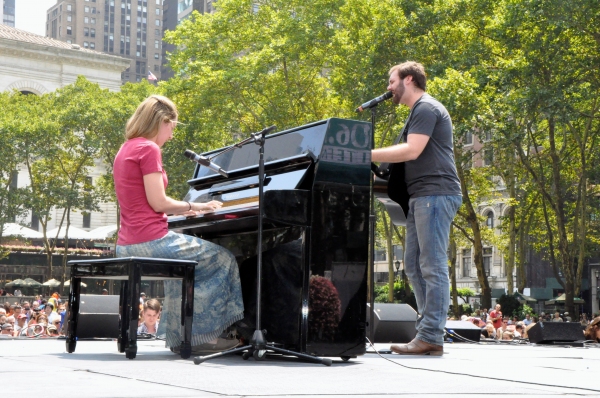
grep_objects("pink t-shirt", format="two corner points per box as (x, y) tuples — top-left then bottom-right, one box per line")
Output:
(113, 137), (168, 245)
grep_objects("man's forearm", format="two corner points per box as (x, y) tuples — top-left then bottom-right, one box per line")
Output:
(372, 143), (415, 163)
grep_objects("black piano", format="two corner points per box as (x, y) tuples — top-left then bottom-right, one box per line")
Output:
(168, 118), (372, 358)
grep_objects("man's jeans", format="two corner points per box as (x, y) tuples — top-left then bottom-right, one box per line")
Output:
(404, 195), (462, 346)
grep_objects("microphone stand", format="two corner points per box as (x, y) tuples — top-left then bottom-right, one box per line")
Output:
(193, 126), (332, 366)
(367, 106), (378, 344)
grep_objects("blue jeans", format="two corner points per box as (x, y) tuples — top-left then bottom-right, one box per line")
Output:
(116, 231), (244, 348)
(404, 195), (462, 346)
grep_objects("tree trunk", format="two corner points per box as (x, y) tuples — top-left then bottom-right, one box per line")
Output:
(449, 227), (460, 318)
(505, 165), (516, 293)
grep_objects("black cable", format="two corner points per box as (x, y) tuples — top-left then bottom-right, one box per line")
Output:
(365, 337), (600, 394)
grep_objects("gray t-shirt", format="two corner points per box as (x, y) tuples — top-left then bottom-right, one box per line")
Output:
(403, 94), (461, 198)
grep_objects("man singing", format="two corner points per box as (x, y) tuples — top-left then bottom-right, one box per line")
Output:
(372, 61), (462, 355)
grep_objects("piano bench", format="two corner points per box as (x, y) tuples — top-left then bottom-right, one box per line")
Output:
(65, 257), (197, 360)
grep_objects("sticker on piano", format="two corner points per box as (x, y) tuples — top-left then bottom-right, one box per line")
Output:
(321, 123), (371, 165)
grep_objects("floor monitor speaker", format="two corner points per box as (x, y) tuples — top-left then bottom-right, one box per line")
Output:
(367, 303), (417, 343)
(445, 320), (481, 342)
(527, 322), (583, 344)
(76, 294), (120, 339)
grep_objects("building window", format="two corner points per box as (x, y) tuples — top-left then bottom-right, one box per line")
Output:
(67, 26), (72, 35)
(84, 27), (89, 36)
(462, 249), (471, 278)
(67, 39), (72, 44)
(483, 248), (492, 276)
(90, 42), (95, 49)
(465, 131), (473, 145)
(90, 28), (95, 37)
(92, 7), (96, 13)
(84, 41), (89, 48)
(85, 6), (90, 12)
(31, 212), (39, 231)
(9, 170), (18, 190)
(91, 17), (96, 24)
(155, 8), (160, 15)
(483, 148), (494, 166)
(85, 16), (89, 23)
(155, 19), (160, 26)
(485, 211), (494, 229)
(154, 53), (159, 59)
(67, 4), (72, 11)
(154, 39), (159, 49)
(68, 14), (72, 22)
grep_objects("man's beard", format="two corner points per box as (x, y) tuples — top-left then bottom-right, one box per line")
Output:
(392, 82), (405, 104)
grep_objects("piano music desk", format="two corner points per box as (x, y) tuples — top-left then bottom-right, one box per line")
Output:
(65, 257), (197, 359)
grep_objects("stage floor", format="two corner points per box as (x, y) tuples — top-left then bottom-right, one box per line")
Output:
(1, 338), (599, 397)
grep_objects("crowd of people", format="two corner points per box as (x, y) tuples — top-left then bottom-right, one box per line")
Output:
(0, 293), (65, 338)
(0, 291), (162, 339)
(457, 304), (600, 343)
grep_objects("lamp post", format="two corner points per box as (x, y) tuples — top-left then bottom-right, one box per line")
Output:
(395, 260), (401, 282)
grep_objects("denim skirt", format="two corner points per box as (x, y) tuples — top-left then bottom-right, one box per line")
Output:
(116, 231), (244, 348)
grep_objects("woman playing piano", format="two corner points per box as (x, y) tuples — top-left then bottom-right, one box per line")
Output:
(113, 95), (244, 355)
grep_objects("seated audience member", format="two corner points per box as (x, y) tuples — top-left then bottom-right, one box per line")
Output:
(0, 314), (6, 325)
(15, 313), (28, 334)
(552, 312), (563, 322)
(564, 312), (572, 322)
(46, 324), (60, 337)
(138, 298), (161, 335)
(514, 323), (524, 338)
(481, 322), (496, 339)
(524, 316), (538, 339)
(523, 314), (533, 326)
(581, 313), (590, 326)
(0, 322), (14, 336)
(584, 317), (600, 343)
(502, 330), (514, 340)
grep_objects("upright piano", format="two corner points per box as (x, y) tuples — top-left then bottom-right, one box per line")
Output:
(168, 118), (372, 358)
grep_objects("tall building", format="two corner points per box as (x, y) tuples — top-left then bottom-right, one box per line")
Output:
(2, 0), (15, 27)
(45, 0), (164, 84)
(160, 0), (214, 80)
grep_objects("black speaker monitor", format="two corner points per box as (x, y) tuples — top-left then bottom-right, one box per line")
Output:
(445, 320), (481, 342)
(76, 294), (120, 339)
(367, 303), (417, 343)
(527, 322), (583, 344)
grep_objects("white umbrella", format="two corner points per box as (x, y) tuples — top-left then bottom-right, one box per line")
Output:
(87, 224), (118, 240)
(42, 278), (62, 287)
(2, 222), (43, 239)
(63, 280), (87, 287)
(47, 226), (92, 240)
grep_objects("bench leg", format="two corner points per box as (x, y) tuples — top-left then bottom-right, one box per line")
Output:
(118, 280), (129, 353)
(125, 263), (141, 359)
(180, 264), (195, 359)
(66, 275), (81, 353)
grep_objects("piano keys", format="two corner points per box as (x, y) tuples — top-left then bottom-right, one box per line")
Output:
(168, 118), (372, 358)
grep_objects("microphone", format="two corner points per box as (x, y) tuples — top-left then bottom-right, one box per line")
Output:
(355, 91), (393, 112)
(183, 150), (229, 178)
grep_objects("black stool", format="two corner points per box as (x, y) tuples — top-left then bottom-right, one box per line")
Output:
(66, 257), (197, 359)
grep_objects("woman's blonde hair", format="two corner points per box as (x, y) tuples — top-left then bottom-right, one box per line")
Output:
(125, 95), (178, 140)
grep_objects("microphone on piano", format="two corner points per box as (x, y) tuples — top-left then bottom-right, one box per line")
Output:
(183, 150), (229, 178)
(355, 91), (393, 112)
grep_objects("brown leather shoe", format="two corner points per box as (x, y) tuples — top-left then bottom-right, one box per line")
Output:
(390, 338), (443, 356)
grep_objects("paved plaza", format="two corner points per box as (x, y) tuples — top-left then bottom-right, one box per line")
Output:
(1, 338), (599, 397)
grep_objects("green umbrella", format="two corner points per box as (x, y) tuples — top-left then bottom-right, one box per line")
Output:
(21, 278), (42, 287)
(5, 279), (25, 287)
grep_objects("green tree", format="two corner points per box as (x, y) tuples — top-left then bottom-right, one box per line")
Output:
(163, 0), (346, 196)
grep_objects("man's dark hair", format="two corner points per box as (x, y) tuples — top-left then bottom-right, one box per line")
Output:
(389, 61), (427, 91)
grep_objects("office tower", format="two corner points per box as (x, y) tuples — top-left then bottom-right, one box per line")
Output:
(3, 0), (15, 27)
(46, 0), (163, 84)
